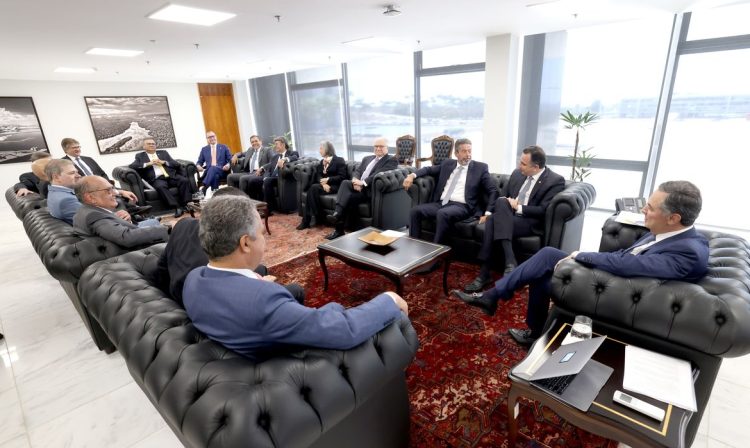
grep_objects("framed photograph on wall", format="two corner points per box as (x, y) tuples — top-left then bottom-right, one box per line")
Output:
(84, 96), (177, 154)
(0, 97), (50, 164)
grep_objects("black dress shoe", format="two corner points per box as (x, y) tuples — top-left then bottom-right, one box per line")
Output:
(450, 290), (497, 316)
(325, 229), (344, 240)
(174, 207), (184, 218)
(504, 263), (517, 275)
(508, 328), (539, 346)
(326, 212), (342, 225)
(464, 276), (492, 293)
(296, 221), (311, 230)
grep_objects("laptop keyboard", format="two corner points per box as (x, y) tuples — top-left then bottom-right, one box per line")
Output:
(533, 374), (577, 395)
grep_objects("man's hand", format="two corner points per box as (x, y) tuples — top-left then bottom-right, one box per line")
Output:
(479, 215), (488, 224)
(276, 159), (285, 169)
(196, 165), (204, 172)
(222, 163), (230, 172)
(320, 177), (328, 185)
(352, 178), (365, 188)
(15, 188), (32, 197)
(253, 168), (262, 176)
(506, 197), (519, 210)
(384, 291), (409, 316)
(554, 252), (579, 270)
(322, 183), (331, 193)
(261, 275), (277, 283)
(402, 173), (416, 190)
(231, 155), (239, 165)
(118, 190), (137, 203)
(115, 210), (132, 223)
(353, 183), (363, 192)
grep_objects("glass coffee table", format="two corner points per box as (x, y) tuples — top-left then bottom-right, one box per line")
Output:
(317, 227), (451, 295)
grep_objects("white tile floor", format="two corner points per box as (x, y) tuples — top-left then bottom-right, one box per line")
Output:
(0, 201), (748, 447)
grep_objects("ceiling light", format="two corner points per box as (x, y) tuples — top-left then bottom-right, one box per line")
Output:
(342, 37), (405, 52)
(54, 67), (97, 74)
(86, 48), (143, 57)
(147, 4), (236, 26)
(383, 5), (401, 16)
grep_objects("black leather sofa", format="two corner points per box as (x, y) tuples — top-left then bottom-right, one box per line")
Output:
(5, 186), (46, 220)
(407, 174), (596, 264)
(78, 245), (420, 448)
(113, 159), (198, 215)
(273, 157), (317, 213)
(294, 161), (414, 231)
(550, 218), (750, 446)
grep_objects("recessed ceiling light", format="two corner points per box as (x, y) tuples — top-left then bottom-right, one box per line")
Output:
(54, 67), (97, 74)
(147, 4), (236, 26)
(86, 48), (144, 57)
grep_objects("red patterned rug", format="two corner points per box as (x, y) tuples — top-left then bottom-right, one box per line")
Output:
(272, 251), (618, 448)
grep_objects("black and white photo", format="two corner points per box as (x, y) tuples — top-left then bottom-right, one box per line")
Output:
(0, 97), (49, 164)
(84, 96), (177, 154)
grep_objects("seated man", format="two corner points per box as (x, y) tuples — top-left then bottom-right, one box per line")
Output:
(182, 195), (409, 359)
(129, 137), (193, 217)
(464, 145), (565, 292)
(196, 131), (232, 196)
(156, 186), (304, 304)
(325, 137), (398, 240)
(243, 136), (299, 210)
(227, 134), (271, 190)
(73, 176), (169, 248)
(403, 138), (498, 245)
(14, 151), (51, 197)
(452, 180), (708, 346)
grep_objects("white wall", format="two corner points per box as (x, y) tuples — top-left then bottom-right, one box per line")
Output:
(0, 79), (206, 188)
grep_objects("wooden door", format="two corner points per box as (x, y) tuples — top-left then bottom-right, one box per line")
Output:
(198, 83), (243, 154)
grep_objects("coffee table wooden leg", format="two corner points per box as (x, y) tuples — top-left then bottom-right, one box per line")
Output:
(442, 258), (451, 295)
(507, 383), (520, 447)
(264, 213), (271, 235)
(318, 251), (329, 290)
(396, 277), (403, 296)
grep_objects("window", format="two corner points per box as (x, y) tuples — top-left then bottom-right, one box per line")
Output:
(422, 41), (486, 69)
(686, 3), (750, 40)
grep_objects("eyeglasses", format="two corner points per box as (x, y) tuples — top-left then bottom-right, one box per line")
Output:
(89, 187), (116, 194)
(206, 135), (217, 139)
(374, 145), (387, 149)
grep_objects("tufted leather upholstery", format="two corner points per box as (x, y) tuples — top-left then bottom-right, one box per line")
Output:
(78, 246), (419, 448)
(295, 161), (415, 230)
(415, 135), (454, 169)
(113, 159), (198, 214)
(21, 208), (127, 352)
(5, 186), (46, 220)
(274, 157), (317, 213)
(395, 135), (416, 166)
(549, 218), (750, 446)
(408, 174), (596, 265)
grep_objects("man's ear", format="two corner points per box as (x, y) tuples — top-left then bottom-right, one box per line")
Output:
(238, 234), (252, 253)
(668, 212), (683, 226)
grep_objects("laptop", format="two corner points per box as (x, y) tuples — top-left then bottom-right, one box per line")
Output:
(527, 336), (614, 412)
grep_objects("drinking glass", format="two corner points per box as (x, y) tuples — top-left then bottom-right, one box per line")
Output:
(570, 315), (593, 340)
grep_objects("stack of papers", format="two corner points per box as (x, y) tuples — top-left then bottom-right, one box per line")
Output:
(623, 346), (697, 412)
(614, 211), (646, 227)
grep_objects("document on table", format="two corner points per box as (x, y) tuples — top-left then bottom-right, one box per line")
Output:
(614, 211), (646, 227)
(380, 230), (406, 238)
(623, 345), (697, 412)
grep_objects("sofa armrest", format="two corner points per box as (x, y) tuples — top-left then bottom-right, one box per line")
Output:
(599, 218), (650, 252)
(371, 167), (414, 229)
(6, 186), (46, 220)
(409, 175), (435, 206)
(175, 159), (198, 193)
(113, 166), (147, 203)
(544, 181), (596, 249)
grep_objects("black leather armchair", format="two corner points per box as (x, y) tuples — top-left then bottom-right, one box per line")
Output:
(294, 161), (414, 230)
(113, 159), (198, 214)
(408, 174), (596, 264)
(273, 157), (317, 213)
(550, 218), (750, 447)
(77, 245), (419, 448)
(6, 186), (46, 220)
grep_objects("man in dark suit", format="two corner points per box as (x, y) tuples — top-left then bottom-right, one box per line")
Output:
(325, 137), (398, 240)
(196, 131), (232, 195)
(182, 194), (409, 360)
(129, 137), (193, 217)
(73, 176), (169, 248)
(452, 180), (708, 346)
(464, 145), (565, 292)
(227, 135), (272, 190)
(13, 151), (51, 197)
(403, 138), (499, 245)
(243, 136), (299, 210)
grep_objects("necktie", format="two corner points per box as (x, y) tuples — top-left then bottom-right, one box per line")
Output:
(518, 176), (535, 206)
(247, 150), (258, 171)
(76, 157), (92, 176)
(630, 235), (657, 255)
(210, 145), (217, 166)
(150, 153), (169, 178)
(442, 165), (465, 205)
(360, 157), (379, 181)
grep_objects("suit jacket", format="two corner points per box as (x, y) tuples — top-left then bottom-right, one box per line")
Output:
(354, 154), (398, 187)
(73, 203), (168, 248)
(238, 146), (272, 172)
(47, 184), (81, 224)
(415, 159), (499, 215)
(197, 144), (232, 169)
(129, 150), (182, 183)
(155, 218), (206, 304)
(314, 156), (347, 187)
(183, 267), (402, 359)
(575, 227), (709, 282)
(14, 172), (49, 197)
(63, 155), (109, 180)
(262, 150), (300, 178)
(500, 168), (565, 232)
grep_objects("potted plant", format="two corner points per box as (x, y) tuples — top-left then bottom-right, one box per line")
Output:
(560, 110), (598, 182)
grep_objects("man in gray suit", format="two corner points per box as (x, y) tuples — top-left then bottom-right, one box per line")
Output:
(73, 176), (169, 248)
(227, 135), (271, 192)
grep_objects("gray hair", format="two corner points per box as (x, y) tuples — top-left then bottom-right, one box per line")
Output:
(45, 159), (74, 181)
(658, 180), (702, 226)
(73, 176), (102, 202)
(454, 138), (471, 152)
(199, 196), (260, 259)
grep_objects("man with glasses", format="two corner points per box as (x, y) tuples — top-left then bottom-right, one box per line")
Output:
(325, 137), (397, 240)
(227, 135), (271, 191)
(196, 131), (232, 196)
(130, 138), (194, 217)
(73, 176), (169, 248)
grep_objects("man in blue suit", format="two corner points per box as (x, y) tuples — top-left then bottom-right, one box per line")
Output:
(196, 131), (232, 195)
(403, 138), (499, 244)
(452, 180), (708, 346)
(182, 195), (409, 360)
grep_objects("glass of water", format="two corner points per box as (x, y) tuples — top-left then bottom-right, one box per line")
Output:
(570, 315), (593, 340)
